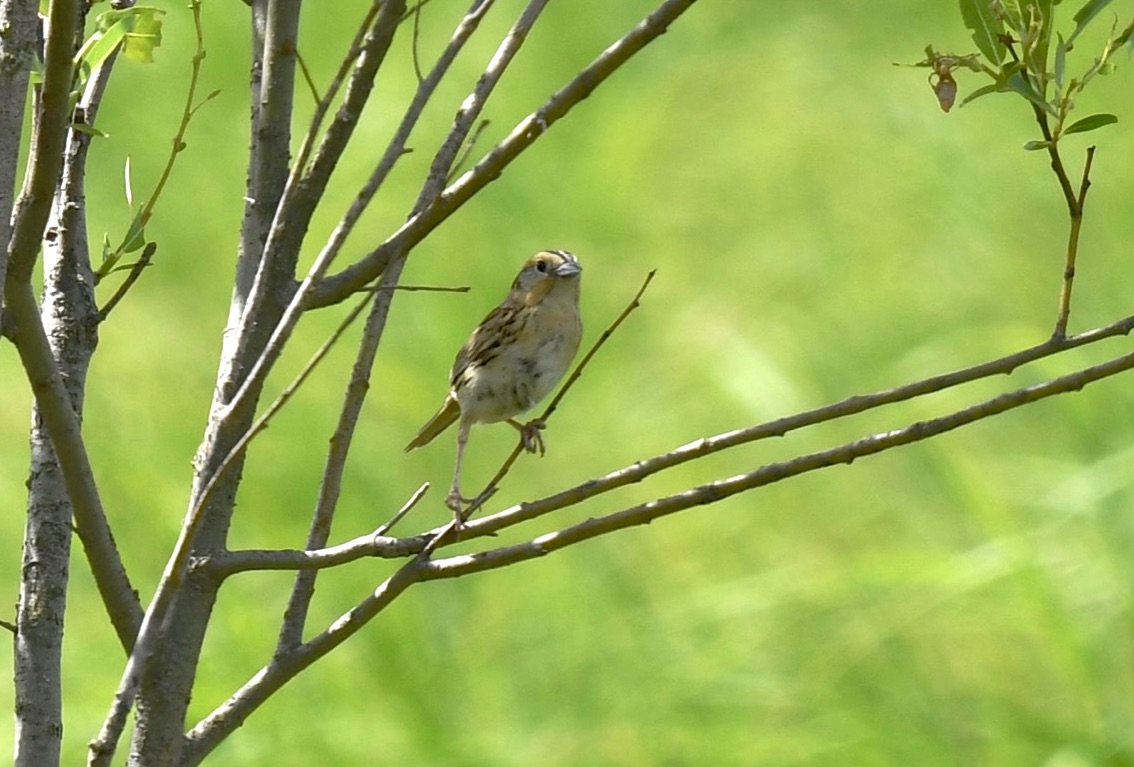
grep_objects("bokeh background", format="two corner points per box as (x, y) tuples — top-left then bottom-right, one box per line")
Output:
(3, 1), (1134, 764)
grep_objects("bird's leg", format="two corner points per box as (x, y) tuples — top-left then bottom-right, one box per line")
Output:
(507, 417), (546, 456)
(446, 421), (472, 525)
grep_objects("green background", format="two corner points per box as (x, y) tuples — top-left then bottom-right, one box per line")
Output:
(3, 1), (1134, 764)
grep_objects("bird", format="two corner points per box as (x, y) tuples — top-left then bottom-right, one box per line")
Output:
(405, 249), (584, 523)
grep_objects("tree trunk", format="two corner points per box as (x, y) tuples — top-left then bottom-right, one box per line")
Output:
(15, 137), (101, 766)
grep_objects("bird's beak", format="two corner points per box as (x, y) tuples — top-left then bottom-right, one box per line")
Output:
(556, 259), (582, 278)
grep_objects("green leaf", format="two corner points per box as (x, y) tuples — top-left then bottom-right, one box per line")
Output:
(121, 7), (164, 63)
(1006, 71), (1057, 114)
(1025, 0), (1056, 82)
(959, 0), (1007, 63)
(89, 7), (166, 65)
(71, 122), (110, 139)
(1064, 112), (1119, 134)
(124, 155), (134, 209)
(1024, 139), (1053, 150)
(1068, 0), (1115, 45)
(959, 81), (1002, 107)
(76, 18), (128, 77)
(121, 210), (148, 254)
(108, 258), (152, 275)
(1054, 33), (1067, 91)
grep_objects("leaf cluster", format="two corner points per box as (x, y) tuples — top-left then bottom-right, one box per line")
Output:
(913, 0), (1132, 146)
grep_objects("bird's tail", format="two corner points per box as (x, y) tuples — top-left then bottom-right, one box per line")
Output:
(404, 397), (460, 451)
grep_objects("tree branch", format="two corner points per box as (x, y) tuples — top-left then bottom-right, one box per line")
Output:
(455, 311), (1134, 541)
(170, 291), (1134, 764)
(277, 255), (409, 652)
(216, 0), (488, 444)
(181, 556), (428, 766)
(305, 0), (701, 309)
(201, 484), (430, 579)
(5, 0), (77, 285)
(422, 347), (1134, 580)
(418, 0), (549, 205)
(1052, 144), (1095, 339)
(0, 0), (38, 330)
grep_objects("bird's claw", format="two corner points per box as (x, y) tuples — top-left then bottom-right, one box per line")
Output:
(518, 419), (546, 456)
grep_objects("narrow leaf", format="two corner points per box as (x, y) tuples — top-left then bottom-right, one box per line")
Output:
(1006, 71), (1057, 114)
(124, 155), (134, 209)
(959, 81), (1002, 106)
(121, 210), (148, 254)
(76, 20), (128, 76)
(1024, 139), (1053, 150)
(1064, 112), (1118, 134)
(959, 0), (1007, 63)
(1068, 0), (1115, 44)
(71, 122), (110, 139)
(1054, 33), (1067, 90)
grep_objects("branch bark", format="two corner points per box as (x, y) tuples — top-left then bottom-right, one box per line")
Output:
(306, 0), (700, 309)
(0, 0), (37, 332)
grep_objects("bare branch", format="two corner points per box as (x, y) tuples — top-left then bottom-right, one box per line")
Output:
(177, 294), (1134, 764)
(95, 0), (209, 282)
(214, 0), (411, 440)
(182, 558), (428, 766)
(4, 25), (142, 662)
(306, 0), (701, 309)
(277, 255), (409, 652)
(96, 242), (157, 321)
(0, 0), (37, 328)
(418, 0), (550, 205)
(198, 484), (429, 580)
(206, 0), (494, 483)
(423, 347), (1134, 580)
(451, 310), (1134, 538)
(1053, 144), (1096, 338)
(5, 0), (78, 284)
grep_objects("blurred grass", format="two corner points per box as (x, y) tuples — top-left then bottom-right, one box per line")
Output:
(3, 1), (1134, 765)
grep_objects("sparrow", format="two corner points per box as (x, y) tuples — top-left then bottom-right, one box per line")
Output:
(405, 249), (584, 522)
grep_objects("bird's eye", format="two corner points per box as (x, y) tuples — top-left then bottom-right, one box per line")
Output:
(535, 260), (550, 274)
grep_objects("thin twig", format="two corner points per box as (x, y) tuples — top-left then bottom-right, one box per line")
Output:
(451, 309), (1134, 541)
(377, 481), (431, 535)
(217, 0), (482, 442)
(183, 317), (1134, 765)
(90, 269), (383, 767)
(0, 618), (14, 634)
(202, 484), (430, 578)
(418, 0), (550, 206)
(1052, 144), (1095, 339)
(277, 254), (409, 653)
(96, 241), (156, 322)
(423, 346), (1134, 580)
(460, 269), (656, 521)
(306, 0), (701, 309)
(411, 0), (425, 83)
(445, 119), (491, 185)
(295, 48), (320, 104)
(94, 0), (210, 281)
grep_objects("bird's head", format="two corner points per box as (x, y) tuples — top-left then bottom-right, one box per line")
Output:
(511, 249), (582, 306)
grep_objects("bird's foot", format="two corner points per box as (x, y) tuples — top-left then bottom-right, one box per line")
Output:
(509, 418), (546, 456)
(445, 487), (469, 527)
